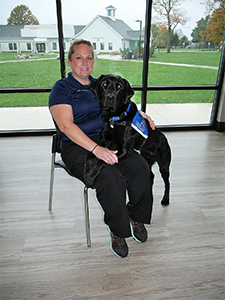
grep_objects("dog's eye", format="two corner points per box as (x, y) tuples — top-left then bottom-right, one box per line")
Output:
(102, 82), (107, 88)
(116, 84), (122, 90)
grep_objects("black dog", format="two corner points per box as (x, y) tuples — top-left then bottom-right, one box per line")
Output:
(84, 74), (171, 206)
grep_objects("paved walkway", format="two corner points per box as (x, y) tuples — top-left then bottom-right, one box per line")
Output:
(97, 55), (218, 70)
(0, 103), (212, 131)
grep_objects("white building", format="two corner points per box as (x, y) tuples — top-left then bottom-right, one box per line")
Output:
(71, 5), (144, 52)
(0, 5), (147, 54)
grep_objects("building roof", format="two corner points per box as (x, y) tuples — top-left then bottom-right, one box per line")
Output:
(98, 15), (133, 39)
(0, 25), (24, 40)
(74, 25), (85, 35)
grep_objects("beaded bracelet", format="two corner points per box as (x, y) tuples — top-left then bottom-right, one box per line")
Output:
(91, 144), (98, 153)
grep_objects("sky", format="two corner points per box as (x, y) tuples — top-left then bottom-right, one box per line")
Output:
(0, 0), (207, 39)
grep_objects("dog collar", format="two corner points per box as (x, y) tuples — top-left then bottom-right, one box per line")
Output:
(109, 103), (131, 128)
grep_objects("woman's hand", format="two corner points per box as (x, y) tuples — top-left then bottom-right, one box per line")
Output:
(93, 146), (118, 165)
(139, 111), (155, 130)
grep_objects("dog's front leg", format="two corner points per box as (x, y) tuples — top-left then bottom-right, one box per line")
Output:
(117, 135), (134, 160)
(83, 153), (106, 188)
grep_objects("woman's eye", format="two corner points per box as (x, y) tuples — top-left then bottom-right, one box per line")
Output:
(87, 57), (93, 61)
(76, 56), (82, 60)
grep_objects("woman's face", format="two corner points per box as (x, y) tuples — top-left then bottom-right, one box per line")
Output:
(67, 44), (94, 83)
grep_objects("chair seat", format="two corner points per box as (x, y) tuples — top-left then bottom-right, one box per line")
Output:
(54, 160), (74, 177)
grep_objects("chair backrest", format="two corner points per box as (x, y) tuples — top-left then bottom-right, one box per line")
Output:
(51, 120), (62, 154)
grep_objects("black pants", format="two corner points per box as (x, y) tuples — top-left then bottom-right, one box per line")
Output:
(61, 134), (153, 238)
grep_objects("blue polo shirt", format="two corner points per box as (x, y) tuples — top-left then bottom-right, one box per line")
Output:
(49, 73), (103, 141)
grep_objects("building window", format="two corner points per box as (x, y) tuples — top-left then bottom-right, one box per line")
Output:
(9, 43), (17, 50)
(27, 43), (31, 50)
(101, 43), (104, 50)
(108, 42), (113, 51)
(53, 42), (57, 50)
(93, 42), (96, 50)
(123, 43), (126, 50)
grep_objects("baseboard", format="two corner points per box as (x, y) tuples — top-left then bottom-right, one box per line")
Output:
(215, 121), (225, 132)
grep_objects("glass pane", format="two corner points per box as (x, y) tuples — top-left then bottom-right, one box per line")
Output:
(0, 0), (223, 130)
(148, 0), (223, 125)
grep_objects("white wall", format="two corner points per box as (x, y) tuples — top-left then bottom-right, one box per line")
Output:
(74, 17), (122, 52)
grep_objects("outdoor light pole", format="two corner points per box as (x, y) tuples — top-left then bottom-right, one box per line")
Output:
(136, 20), (142, 59)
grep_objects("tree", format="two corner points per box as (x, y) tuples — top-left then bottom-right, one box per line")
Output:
(153, 0), (189, 53)
(191, 16), (210, 45)
(201, 0), (225, 15)
(7, 5), (39, 25)
(171, 32), (179, 46)
(179, 35), (189, 47)
(205, 3), (225, 46)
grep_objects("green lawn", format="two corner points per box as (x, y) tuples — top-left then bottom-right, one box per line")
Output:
(0, 51), (221, 107)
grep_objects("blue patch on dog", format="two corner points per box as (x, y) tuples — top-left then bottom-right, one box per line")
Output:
(131, 111), (148, 139)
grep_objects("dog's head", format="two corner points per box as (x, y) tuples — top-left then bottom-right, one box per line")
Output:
(89, 74), (134, 114)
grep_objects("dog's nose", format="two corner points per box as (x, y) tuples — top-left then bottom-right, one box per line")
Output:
(107, 94), (114, 102)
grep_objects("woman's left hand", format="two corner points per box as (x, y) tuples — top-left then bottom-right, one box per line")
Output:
(140, 111), (155, 130)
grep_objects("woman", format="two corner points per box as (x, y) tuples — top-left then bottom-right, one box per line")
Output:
(49, 39), (155, 258)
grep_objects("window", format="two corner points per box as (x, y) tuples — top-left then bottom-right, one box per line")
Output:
(27, 43), (31, 50)
(1, 0), (224, 131)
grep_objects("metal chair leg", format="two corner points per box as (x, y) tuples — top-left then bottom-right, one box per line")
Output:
(49, 153), (55, 211)
(84, 185), (91, 247)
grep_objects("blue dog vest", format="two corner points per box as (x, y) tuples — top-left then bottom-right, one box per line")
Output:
(131, 111), (148, 139)
(109, 104), (148, 139)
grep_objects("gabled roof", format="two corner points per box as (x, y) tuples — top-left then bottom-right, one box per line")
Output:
(98, 15), (133, 39)
(126, 30), (145, 40)
(0, 25), (24, 40)
(105, 5), (116, 10)
(74, 25), (85, 35)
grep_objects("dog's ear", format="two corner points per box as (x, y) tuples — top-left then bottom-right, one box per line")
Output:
(122, 78), (134, 103)
(89, 75), (105, 98)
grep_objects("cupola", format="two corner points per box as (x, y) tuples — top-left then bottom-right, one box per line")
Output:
(106, 5), (116, 21)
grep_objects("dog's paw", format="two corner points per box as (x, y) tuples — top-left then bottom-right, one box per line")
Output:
(161, 198), (170, 206)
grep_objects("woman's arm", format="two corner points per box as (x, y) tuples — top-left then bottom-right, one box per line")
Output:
(50, 104), (118, 165)
(139, 111), (155, 130)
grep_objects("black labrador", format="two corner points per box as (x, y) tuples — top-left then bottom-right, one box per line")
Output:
(84, 74), (171, 205)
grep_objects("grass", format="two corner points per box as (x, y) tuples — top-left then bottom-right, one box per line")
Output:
(150, 51), (220, 67)
(0, 51), (221, 107)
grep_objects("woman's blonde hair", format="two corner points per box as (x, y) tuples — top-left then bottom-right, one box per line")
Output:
(68, 39), (94, 61)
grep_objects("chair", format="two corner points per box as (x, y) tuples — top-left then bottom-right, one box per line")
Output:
(49, 129), (91, 247)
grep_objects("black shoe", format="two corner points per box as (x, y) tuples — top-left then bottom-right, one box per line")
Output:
(130, 219), (148, 243)
(108, 228), (129, 258)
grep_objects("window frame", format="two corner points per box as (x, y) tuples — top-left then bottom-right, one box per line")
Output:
(0, 0), (224, 135)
